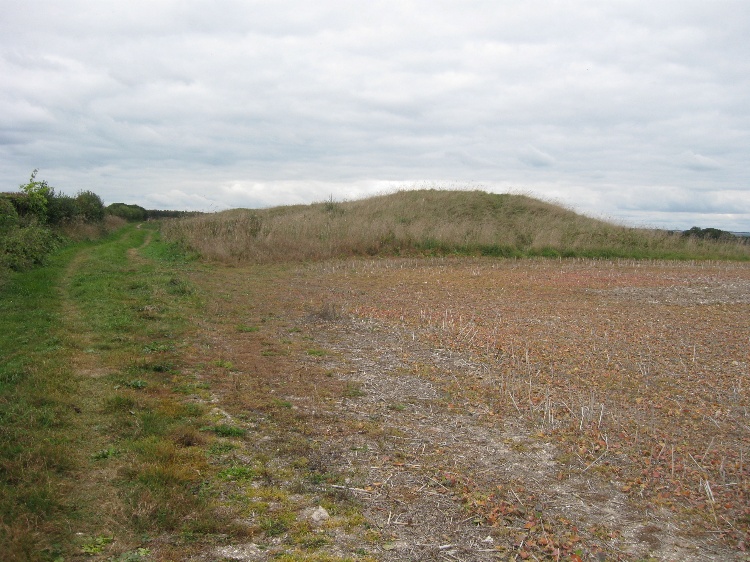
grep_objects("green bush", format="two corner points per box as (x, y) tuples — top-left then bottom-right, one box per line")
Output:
(47, 193), (80, 225)
(4, 192), (32, 221)
(20, 169), (52, 223)
(1, 173), (118, 276)
(107, 203), (148, 222)
(0, 222), (62, 270)
(75, 190), (105, 222)
(0, 197), (19, 233)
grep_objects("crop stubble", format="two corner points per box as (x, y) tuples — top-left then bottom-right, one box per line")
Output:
(191, 257), (749, 561)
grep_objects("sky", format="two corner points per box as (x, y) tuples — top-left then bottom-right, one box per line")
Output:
(1, 1), (749, 231)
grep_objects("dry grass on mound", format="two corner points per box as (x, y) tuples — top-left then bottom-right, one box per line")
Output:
(161, 189), (750, 264)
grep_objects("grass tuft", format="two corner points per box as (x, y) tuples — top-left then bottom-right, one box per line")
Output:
(205, 424), (247, 438)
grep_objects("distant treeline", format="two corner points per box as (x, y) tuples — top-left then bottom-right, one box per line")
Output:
(107, 203), (204, 222)
(680, 226), (749, 242)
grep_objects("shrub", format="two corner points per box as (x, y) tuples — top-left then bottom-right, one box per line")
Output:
(47, 193), (80, 225)
(75, 190), (105, 222)
(0, 222), (61, 270)
(0, 197), (19, 233)
(4, 192), (32, 223)
(1, 174), (118, 276)
(19, 169), (52, 223)
(107, 203), (148, 222)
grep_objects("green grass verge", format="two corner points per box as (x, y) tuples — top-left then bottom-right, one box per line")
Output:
(0, 223), (231, 561)
(0, 240), (84, 561)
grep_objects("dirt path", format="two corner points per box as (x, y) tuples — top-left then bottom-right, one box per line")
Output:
(52, 230), (148, 560)
(185, 258), (749, 561)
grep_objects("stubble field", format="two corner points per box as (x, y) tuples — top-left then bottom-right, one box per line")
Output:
(187, 256), (750, 561)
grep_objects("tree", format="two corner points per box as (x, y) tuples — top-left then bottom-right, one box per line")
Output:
(19, 169), (52, 223)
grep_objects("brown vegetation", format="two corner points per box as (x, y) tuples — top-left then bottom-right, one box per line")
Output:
(175, 255), (750, 560)
(161, 189), (750, 264)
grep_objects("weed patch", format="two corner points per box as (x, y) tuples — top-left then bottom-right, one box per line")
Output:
(342, 382), (365, 398)
(218, 466), (257, 481)
(206, 424), (247, 438)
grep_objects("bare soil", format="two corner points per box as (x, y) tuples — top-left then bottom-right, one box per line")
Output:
(184, 257), (750, 561)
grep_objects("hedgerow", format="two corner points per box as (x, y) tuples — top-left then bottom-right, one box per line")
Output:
(1, 172), (108, 275)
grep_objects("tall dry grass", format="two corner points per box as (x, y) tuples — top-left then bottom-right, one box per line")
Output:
(57, 214), (127, 241)
(161, 189), (750, 263)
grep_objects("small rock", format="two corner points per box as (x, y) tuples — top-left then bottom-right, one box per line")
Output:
(302, 505), (330, 526)
(311, 505), (330, 523)
(215, 543), (262, 561)
(482, 535), (494, 544)
(383, 541), (409, 551)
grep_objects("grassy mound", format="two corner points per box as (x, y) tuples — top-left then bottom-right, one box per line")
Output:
(162, 189), (750, 263)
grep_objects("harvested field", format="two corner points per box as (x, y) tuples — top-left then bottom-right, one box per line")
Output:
(188, 257), (750, 561)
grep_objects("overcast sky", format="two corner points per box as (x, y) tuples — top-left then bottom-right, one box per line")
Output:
(2, 1), (748, 230)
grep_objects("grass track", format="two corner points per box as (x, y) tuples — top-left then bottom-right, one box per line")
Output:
(1, 223), (382, 562)
(0, 224), (221, 561)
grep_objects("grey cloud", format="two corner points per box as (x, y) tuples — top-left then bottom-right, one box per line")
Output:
(519, 145), (556, 168)
(1, 1), (748, 230)
(681, 151), (722, 171)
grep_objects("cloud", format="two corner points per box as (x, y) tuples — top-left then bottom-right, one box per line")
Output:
(146, 189), (221, 212)
(0, 1), (748, 230)
(519, 145), (556, 168)
(681, 151), (722, 171)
